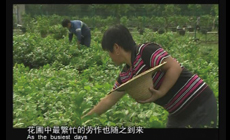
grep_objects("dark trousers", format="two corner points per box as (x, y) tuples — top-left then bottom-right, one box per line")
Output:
(80, 31), (91, 47)
(80, 24), (91, 47)
(166, 93), (218, 128)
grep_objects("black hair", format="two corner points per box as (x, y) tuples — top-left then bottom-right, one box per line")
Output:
(62, 19), (71, 27)
(102, 24), (136, 52)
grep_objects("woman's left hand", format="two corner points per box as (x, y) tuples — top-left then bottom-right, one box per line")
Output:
(136, 87), (163, 104)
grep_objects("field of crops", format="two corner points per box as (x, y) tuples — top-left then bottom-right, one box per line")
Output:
(13, 16), (219, 128)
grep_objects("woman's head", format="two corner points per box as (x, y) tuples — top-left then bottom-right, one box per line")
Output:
(102, 24), (136, 53)
(101, 24), (136, 66)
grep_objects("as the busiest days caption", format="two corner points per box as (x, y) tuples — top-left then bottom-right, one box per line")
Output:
(27, 126), (144, 139)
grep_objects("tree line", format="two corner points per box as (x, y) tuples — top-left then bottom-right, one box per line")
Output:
(25, 4), (218, 18)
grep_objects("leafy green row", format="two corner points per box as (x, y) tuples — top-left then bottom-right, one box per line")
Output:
(13, 63), (168, 128)
(13, 33), (104, 70)
(13, 63), (84, 127)
(21, 14), (216, 31)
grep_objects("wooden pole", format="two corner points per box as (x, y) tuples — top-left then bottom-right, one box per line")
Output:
(17, 4), (25, 25)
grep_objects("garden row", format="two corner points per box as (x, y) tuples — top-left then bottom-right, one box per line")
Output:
(16, 14), (218, 37)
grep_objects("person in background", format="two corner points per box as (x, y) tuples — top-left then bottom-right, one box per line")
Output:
(62, 19), (91, 48)
(82, 24), (218, 128)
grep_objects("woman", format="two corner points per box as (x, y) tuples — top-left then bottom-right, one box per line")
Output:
(82, 24), (217, 128)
